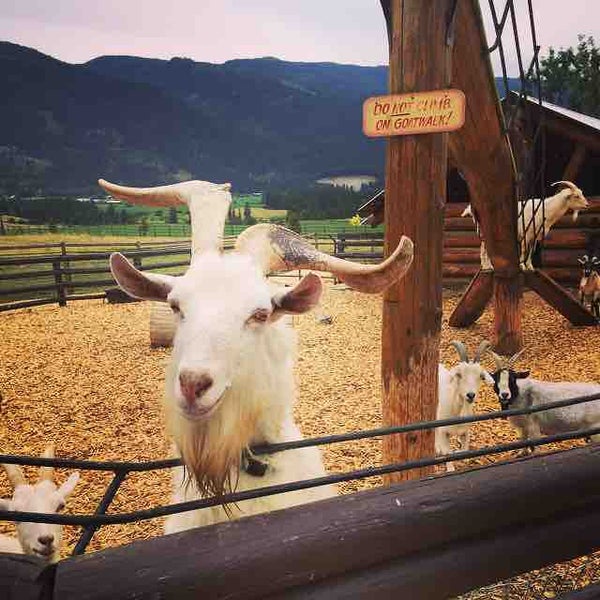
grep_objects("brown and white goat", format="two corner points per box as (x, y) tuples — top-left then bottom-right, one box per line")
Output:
(101, 178), (414, 533)
(578, 255), (600, 318)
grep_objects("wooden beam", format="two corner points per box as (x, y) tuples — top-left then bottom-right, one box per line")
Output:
(53, 445), (600, 600)
(494, 274), (523, 353)
(524, 269), (597, 326)
(446, 0), (522, 350)
(562, 144), (588, 182)
(380, 0), (452, 482)
(448, 0), (520, 277)
(272, 507), (600, 599)
(448, 270), (493, 327)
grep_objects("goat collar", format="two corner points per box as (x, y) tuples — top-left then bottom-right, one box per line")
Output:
(242, 448), (269, 477)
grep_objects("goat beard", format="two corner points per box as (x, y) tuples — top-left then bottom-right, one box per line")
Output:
(171, 399), (259, 501)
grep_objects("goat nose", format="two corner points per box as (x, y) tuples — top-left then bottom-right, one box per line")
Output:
(466, 392), (476, 401)
(501, 392), (509, 400)
(38, 534), (54, 546)
(179, 370), (213, 405)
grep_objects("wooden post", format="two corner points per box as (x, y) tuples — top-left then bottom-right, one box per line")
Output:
(380, 0), (453, 482)
(61, 241), (73, 298)
(52, 258), (66, 307)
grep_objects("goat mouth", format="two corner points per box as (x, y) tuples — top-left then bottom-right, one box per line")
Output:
(33, 547), (54, 558)
(180, 397), (222, 421)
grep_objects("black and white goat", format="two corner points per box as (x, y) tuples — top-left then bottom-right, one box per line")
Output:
(578, 255), (600, 318)
(436, 341), (493, 472)
(489, 350), (600, 446)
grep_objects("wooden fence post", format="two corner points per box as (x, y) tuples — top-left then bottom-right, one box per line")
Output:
(133, 242), (142, 270)
(61, 241), (73, 298)
(381, 0), (453, 483)
(52, 258), (66, 307)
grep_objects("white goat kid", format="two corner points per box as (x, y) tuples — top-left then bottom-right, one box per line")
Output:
(100, 178), (414, 533)
(436, 341), (493, 472)
(0, 445), (80, 562)
(489, 351), (600, 446)
(462, 181), (589, 271)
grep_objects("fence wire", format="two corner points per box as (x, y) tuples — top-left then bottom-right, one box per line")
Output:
(1, 391), (598, 555)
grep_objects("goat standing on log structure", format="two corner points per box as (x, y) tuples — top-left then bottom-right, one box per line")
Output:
(100, 178), (414, 532)
(463, 181), (589, 270)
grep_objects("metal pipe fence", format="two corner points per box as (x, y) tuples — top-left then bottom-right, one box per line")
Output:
(1, 392), (598, 555)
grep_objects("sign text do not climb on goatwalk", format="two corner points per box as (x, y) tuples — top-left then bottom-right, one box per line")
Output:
(363, 89), (466, 137)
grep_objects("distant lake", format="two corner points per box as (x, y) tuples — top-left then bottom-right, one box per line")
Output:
(316, 175), (378, 192)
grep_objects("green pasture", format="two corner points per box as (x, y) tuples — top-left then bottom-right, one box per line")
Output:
(2, 219), (381, 238)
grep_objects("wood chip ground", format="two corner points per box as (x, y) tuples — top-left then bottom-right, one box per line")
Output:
(1, 286), (598, 598)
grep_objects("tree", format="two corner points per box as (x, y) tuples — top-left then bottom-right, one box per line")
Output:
(285, 209), (301, 233)
(540, 35), (600, 117)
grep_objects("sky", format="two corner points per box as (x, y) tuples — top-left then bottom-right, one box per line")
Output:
(1, 0), (598, 75)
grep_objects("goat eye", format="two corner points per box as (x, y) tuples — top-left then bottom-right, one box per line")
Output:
(56, 502), (65, 512)
(247, 309), (270, 324)
(170, 304), (183, 318)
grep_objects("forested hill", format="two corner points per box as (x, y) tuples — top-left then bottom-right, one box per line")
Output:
(0, 41), (519, 196)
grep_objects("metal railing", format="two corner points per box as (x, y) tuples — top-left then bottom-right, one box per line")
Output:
(487, 0), (547, 268)
(1, 391), (598, 555)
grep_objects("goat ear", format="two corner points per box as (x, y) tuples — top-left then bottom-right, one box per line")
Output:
(272, 273), (323, 316)
(57, 472), (80, 499)
(0, 498), (13, 511)
(515, 370), (530, 379)
(110, 253), (176, 302)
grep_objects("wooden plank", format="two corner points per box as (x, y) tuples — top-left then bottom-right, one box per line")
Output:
(270, 507), (600, 600)
(524, 269), (597, 326)
(0, 554), (50, 600)
(380, 0), (452, 483)
(53, 445), (600, 600)
(448, 270), (493, 326)
(445, 216), (478, 231)
(443, 248), (481, 263)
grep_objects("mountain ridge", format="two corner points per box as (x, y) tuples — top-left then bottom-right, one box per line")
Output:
(0, 41), (519, 195)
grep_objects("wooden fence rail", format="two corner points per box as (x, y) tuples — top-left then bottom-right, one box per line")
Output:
(2, 444), (598, 600)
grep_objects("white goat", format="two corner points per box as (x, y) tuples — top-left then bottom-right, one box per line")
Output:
(436, 341), (493, 472)
(462, 181), (589, 270)
(0, 444), (80, 562)
(489, 351), (600, 446)
(100, 178), (414, 533)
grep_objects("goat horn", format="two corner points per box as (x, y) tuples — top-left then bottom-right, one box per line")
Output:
(551, 180), (577, 191)
(450, 341), (469, 363)
(489, 350), (507, 370)
(98, 179), (232, 256)
(473, 341), (492, 363)
(235, 224), (413, 293)
(3, 464), (26, 488)
(39, 443), (55, 482)
(508, 348), (525, 367)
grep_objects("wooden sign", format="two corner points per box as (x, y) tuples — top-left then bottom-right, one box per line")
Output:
(363, 89), (465, 137)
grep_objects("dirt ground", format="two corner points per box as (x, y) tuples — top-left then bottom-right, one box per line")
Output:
(1, 286), (599, 598)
